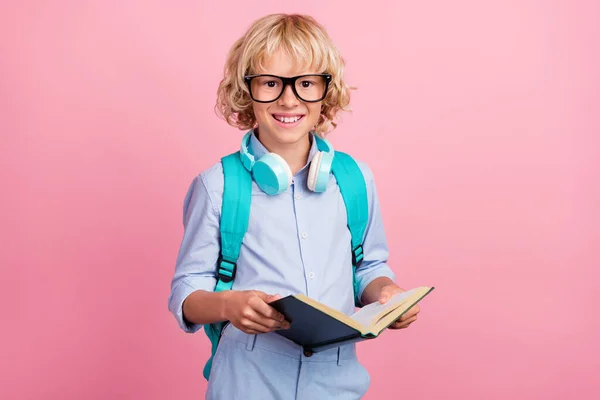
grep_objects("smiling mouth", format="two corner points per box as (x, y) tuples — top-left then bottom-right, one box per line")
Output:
(272, 114), (304, 124)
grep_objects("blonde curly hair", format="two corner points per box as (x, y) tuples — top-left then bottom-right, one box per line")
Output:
(215, 14), (354, 136)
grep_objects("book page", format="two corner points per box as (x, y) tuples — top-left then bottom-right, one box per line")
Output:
(294, 294), (365, 332)
(371, 287), (434, 334)
(350, 288), (420, 328)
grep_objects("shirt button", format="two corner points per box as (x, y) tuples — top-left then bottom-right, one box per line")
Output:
(301, 232), (308, 239)
(308, 272), (315, 279)
(304, 349), (313, 357)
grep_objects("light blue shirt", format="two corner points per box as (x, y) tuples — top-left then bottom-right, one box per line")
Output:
(168, 130), (396, 334)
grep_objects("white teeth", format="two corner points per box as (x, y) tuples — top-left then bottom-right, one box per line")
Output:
(276, 116), (301, 123)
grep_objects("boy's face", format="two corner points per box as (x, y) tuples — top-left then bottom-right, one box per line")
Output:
(251, 50), (323, 147)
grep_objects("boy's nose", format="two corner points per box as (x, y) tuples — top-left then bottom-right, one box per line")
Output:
(278, 84), (300, 107)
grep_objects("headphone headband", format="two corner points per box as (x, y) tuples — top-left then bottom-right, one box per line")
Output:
(313, 134), (333, 155)
(239, 131), (255, 172)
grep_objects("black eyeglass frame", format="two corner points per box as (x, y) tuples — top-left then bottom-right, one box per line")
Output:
(244, 73), (332, 103)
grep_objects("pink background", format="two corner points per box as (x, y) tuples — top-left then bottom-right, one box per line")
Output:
(1, 1), (598, 399)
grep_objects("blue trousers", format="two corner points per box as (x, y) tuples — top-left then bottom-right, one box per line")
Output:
(206, 324), (371, 399)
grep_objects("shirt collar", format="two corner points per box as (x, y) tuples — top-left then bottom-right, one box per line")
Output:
(249, 129), (319, 177)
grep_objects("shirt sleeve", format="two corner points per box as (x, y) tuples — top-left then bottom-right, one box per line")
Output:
(354, 161), (397, 306)
(167, 173), (221, 333)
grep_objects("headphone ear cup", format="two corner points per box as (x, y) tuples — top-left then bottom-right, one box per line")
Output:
(307, 152), (322, 192)
(308, 151), (333, 192)
(253, 153), (293, 195)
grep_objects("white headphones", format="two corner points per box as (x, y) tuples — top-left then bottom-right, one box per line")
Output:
(238, 130), (335, 196)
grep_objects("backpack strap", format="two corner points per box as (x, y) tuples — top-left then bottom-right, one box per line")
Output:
(215, 152), (252, 292)
(331, 151), (369, 307)
(202, 151), (252, 380)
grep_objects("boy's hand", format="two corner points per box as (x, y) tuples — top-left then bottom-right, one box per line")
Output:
(379, 284), (420, 330)
(223, 290), (290, 334)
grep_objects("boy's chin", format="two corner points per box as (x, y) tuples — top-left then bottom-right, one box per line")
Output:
(261, 125), (310, 141)
(275, 123), (312, 136)
(277, 130), (312, 144)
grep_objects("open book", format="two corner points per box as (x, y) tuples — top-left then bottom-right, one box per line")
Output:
(269, 286), (434, 352)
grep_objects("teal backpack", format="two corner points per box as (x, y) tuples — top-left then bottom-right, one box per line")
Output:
(202, 149), (368, 380)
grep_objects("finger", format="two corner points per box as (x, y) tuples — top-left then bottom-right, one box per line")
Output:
(400, 306), (420, 321)
(241, 308), (289, 332)
(254, 292), (284, 314)
(379, 287), (395, 304)
(392, 315), (418, 329)
(251, 295), (286, 322)
(379, 285), (404, 304)
(268, 294), (282, 302)
(252, 290), (271, 302)
(242, 328), (263, 335)
(389, 315), (417, 329)
(388, 321), (404, 329)
(239, 318), (272, 334)
(245, 306), (289, 330)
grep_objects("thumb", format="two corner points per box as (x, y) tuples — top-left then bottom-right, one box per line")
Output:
(268, 294), (282, 302)
(379, 288), (391, 304)
(253, 291), (271, 302)
(254, 291), (282, 303)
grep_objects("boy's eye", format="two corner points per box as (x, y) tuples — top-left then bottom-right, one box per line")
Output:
(299, 80), (315, 88)
(264, 80), (279, 88)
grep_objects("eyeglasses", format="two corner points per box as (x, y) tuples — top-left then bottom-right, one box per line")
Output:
(244, 74), (332, 103)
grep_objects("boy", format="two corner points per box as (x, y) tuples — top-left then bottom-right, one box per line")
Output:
(168, 13), (420, 399)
